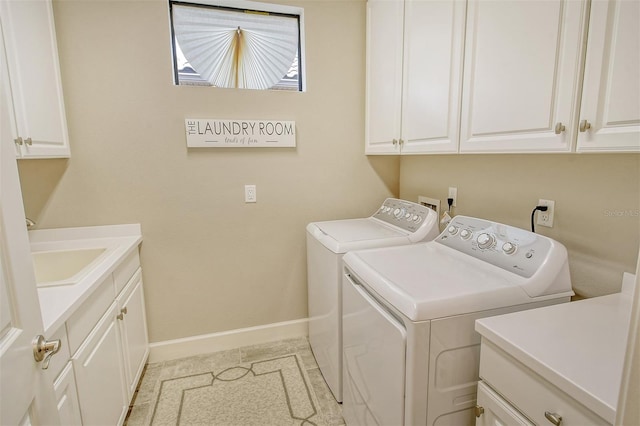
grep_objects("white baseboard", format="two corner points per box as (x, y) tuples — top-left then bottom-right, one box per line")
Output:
(148, 318), (309, 363)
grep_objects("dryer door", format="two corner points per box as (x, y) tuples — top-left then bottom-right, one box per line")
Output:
(342, 272), (407, 426)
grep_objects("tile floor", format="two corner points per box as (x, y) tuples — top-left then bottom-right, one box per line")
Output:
(125, 337), (344, 426)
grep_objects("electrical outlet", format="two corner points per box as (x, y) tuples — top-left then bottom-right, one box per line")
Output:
(448, 187), (457, 207)
(537, 199), (555, 227)
(245, 185), (257, 203)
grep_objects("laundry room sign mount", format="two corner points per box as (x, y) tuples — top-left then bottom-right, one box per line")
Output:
(185, 118), (296, 148)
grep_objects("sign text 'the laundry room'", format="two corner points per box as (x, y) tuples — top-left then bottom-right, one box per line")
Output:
(185, 119), (296, 148)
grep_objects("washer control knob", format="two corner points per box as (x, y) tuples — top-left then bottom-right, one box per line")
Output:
(405, 212), (412, 220)
(394, 208), (406, 219)
(477, 233), (496, 249)
(502, 242), (517, 255)
(412, 214), (421, 223)
(447, 225), (459, 235)
(460, 229), (473, 240)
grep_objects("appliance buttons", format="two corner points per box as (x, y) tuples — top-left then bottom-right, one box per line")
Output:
(447, 225), (459, 235)
(460, 229), (473, 240)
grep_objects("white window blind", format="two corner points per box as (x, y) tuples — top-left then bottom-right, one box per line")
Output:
(171, 3), (300, 90)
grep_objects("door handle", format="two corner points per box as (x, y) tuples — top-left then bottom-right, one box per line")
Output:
(32, 335), (61, 370)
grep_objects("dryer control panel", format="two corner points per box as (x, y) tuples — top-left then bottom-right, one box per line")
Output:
(372, 198), (437, 236)
(436, 216), (554, 278)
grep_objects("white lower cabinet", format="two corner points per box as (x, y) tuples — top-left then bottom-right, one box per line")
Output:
(73, 302), (129, 426)
(476, 341), (609, 426)
(46, 249), (148, 425)
(117, 269), (150, 399)
(53, 363), (83, 426)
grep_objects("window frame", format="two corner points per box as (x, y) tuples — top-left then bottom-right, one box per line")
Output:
(168, 0), (306, 91)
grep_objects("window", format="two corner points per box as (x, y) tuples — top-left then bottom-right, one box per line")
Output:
(169, 0), (304, 91)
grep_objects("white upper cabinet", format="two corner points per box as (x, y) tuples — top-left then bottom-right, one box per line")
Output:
(576, 0), (640, 153)
(459, 0), (587, 153)
(0, 0), (70, 158)
(365, 0), (466, 155)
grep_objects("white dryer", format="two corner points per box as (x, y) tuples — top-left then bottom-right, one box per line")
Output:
(342, 216), (575, 426)
(307, 198), (439, 403)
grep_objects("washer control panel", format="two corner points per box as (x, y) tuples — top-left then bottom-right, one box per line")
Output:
(372, 198), (435, 233)
(436, 216), (552, 278)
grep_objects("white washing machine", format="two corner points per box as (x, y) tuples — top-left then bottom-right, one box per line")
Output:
(307, 198), (439, 403)
(342, 216), (575, 426)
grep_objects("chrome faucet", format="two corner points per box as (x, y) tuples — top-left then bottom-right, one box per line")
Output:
(26, 217), (35, 229)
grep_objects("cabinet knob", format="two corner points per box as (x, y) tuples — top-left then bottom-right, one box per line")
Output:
(392, 138), (398, 146)
(554, 122), (565, 134)
(544, 411), (563, 426)
(399, 138), (404, 146)
(579, 119), (592, 132)
(474, 405), (485, 418)
(25, 137), (33, 146)
(14, 136), (23, 146)
(117, 307), (127, 320)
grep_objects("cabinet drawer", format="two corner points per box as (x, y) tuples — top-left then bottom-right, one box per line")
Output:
(479, 341), (609, 425)
(113, 250), (140, 294)
(66, 274), (115, 354)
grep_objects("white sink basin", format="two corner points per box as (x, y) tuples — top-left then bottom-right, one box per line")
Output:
(32, 248), (107, 287)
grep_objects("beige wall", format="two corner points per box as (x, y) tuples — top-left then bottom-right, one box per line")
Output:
(400, 154), (640, 298)
(18, 0), (399, 343)
(17, 0), (640, 344)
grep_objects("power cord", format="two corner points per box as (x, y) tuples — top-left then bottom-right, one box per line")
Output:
(447, 198), (454, 213)
(531, 205), (548, 233)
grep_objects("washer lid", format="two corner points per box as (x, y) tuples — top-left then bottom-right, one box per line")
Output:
(343, 242), (535, 321)
(307, 218), (409, 254)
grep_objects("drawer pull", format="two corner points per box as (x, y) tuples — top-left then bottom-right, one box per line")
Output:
(474, 405), (485, 418)
(545, 411), (562, 426)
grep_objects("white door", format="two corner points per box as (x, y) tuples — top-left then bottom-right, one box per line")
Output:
(0, 0), (70, 159)
(365, 0), (404, 154)
(400, 0), (466, 154)
(0, 72), (59, 423)
(576, 0), (640, 152)
(460, 0), (587, 153)
(475, 381), (533, 426)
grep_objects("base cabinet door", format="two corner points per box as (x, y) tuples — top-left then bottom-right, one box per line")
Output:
(72, 303), (128, 426)
(117, 269), (150, 399)
(53, 363), (82, 426)
(476, 381), (533, 426)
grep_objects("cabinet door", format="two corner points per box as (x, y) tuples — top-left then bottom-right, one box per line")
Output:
(0, 0), (70, 158)
(72, 303), (128, 426)
(576, 0), (640, 152)
(400, 0), (466, 154)
(365, 0), (403, 154)
(53, 363), (82, 426)
(117, 270), (149, 399)
(460, 0), (587, 153)
(476, 381), (533, 426)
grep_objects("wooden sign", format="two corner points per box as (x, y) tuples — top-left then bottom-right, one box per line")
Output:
(185, 119), (296, 148)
